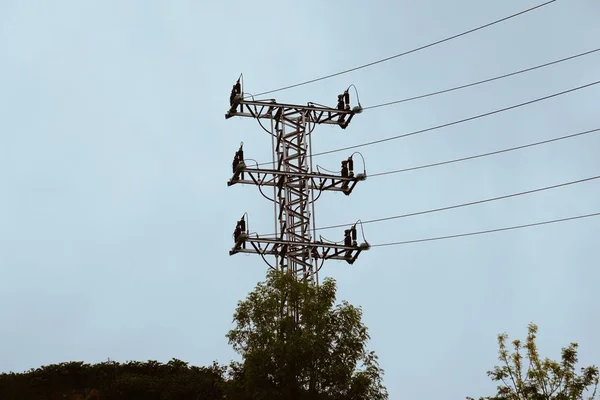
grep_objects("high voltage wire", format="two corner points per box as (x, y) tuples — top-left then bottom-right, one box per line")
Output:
(251, 0), (556, 97)
(312, 175), (600, 232)
(253, 62), (600, 166)
(363, 47), (600, 110)
(311, 79), (600, 158)
(257, 174), (600, 237)
(371, 211), (600, 247)
(369, 127), (600, 178)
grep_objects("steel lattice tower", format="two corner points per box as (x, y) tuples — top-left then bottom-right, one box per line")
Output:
(226, 78), (368, 285)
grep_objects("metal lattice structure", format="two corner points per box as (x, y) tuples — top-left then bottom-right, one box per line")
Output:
(226, 78), (368, 285)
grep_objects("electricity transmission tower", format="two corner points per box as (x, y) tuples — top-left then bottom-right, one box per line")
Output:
(226, 77), (369, 285)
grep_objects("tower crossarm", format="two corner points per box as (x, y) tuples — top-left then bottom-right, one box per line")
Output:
(230, 234), (367, 265)
(226, 80), (361, 129)
(228, 164), (365, 195)
(226, 100), (357, 128)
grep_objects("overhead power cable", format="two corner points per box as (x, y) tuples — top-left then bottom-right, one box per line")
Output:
(313, 174), (600, 232)
(369, 127), (600, 178)
(258, 174), (600, 237)
(371, 211), (600, 247)
(363, 47), (600, 110)
(250, 0), (556, 97)
(311, 79), (600, 158)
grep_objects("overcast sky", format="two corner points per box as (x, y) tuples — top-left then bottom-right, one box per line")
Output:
(1, 1), (599, 398)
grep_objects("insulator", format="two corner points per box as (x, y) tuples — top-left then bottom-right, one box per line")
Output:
(344, 91), (350, 106)
(347, 157), (354, 171)
(229, 88), (236, 106)
(239, 218), (246, 232)
(337, 95), (345, 111)
(238, 148), (244, 161)
(341, 160), (348, 177)
(344, 229), (352, 246)
(234, 80), (241, 95)
(232, 148), (240, 172)
(274, 107), (283, 121)
(351, 226), (357, 241)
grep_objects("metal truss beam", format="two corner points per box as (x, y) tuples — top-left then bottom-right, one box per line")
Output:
(225, 99), (358, 129)
(228, 164), (366, 195)
(230, 234), (367, 266)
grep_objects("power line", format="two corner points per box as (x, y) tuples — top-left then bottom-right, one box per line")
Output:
(313, 174), (600, 232)
(363, 47), (600, 110)
(257, 174), (600, 237)
(311, 79), (600, 158)
(251, 0), (556, 97)
(369, 127), (600, 178)
(371, 211), (600, 247)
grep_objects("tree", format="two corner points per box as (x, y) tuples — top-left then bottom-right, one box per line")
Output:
(468, 323), (599, 400)
(0, 359), (226, 400)
(225, 270), (388, 400)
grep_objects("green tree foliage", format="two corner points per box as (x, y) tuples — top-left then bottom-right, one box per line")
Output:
(0, 359), (226, 400)
(226, 270), (388, 400)
(468, 323), (599, 400)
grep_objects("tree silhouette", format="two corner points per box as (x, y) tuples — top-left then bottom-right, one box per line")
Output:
(468, 323), (599, 400)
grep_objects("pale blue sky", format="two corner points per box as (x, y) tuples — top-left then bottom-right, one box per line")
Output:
(1, 1), (599, 398)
